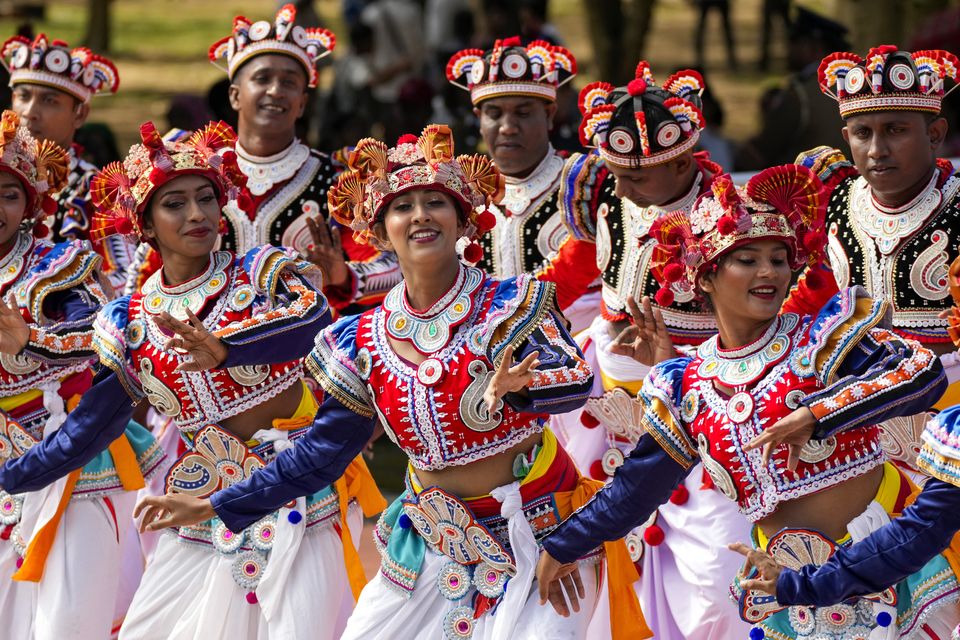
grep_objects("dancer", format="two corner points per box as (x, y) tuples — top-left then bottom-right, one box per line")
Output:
(135, 124), (651, 640)
(446, 37), (599, 332)
(2, 33), (133, 293)
(537, 164), (960, 638)
(549, 61), (755, 639)
(0, 120), (383, 639)
(0, 110), (162, 639)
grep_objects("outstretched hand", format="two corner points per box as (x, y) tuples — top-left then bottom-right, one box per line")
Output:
(303, 216), (350, 288)
(609, 296), (675, 367)
(536, 549), (586, 617)
(134, 493), (216, 533)
(483, 344), (540, 413)
(729, 542), (782, 595)
(744, 407), (816, 471)
(0, 294), (29, 355)
(154, 309), (228, 372)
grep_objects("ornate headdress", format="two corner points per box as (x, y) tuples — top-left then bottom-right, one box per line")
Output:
(327, 124), (504, 262)
(0, 110), (69, 234)
(578, 61), (707, 169)
(818, 46), (959, 118)
(90, 121), (246, 242)
(209, 3), (335, 89)
(649, 165), (826, 306)
(446, 36), (576, 105)
(1, 34), (119, 103)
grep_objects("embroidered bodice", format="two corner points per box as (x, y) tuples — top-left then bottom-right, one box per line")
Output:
(0, 233), (106, 398)
(308, 267), (592, 470)
(640, 289), (942, 522)
(95, 247), (327, 433)
(474, 149), (568, 277)
(561, 150), (718, 343)
(807, 148), (960, 344)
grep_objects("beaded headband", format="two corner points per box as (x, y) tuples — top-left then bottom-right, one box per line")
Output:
(649, 165), (826, 306)
(90, 121), (246, 242)
(1, 33), (119, 103)
(209, 3), (335, 89)
(819, 46), (958, 118)
(327, 124), (504, 262)
(446, 36), (576, 105)
(0, 110), (69, 233)
(579, 61), (707, 169)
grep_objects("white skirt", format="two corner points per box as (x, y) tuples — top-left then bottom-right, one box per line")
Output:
(0, 491), (136, 640)
(119, 504), (361, 640)
(342, 549), (600, 640)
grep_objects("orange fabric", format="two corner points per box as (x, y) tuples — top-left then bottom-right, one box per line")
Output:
(270, 414), (314, 431)
(107, 435), (146, 491)
(334, 455), (387, 601)
(555, 476), (652, 640)
(13, 468), (80, 582)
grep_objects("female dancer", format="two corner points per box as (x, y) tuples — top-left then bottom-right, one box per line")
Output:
(136, 124), (650, 640)
(536, 165), (960, 638)
(0, 110), (162, 638)
(0, 120), (383, 639)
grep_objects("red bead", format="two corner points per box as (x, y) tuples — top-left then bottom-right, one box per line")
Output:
(15, 557), (23, 568)
(245, 591), (258, 604)
(589, 460), (607, 481)
(663, 263), (684, 283)
(654, 287), (674, 307)
(580, 412), (600, 429)
(669, 484), (689, 505)
(463, 242), (483, 264)
(476, 210), (496, 232)
(716, 215), (737, 235)
(643, 523), (664, 546)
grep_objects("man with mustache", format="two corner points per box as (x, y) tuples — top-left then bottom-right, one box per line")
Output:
(1, 34), (133, 293)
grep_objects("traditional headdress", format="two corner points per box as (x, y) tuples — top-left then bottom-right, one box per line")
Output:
(578, 61), (707, 169)
(209, 3), (335, 89)
(649, 165), (826, 306)
(0, 110), (69, 235)
(90, 121), (246, 242)
(446, 36), (576, 105)
(1, 34), (119, 103)
(327, 124), (504, 262)
(818, 46), (959, 118)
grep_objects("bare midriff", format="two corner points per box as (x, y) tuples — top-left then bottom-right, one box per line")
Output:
(218, 382), (305, 442)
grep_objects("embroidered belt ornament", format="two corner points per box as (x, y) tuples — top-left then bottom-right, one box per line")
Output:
(165, 425), (265, 498)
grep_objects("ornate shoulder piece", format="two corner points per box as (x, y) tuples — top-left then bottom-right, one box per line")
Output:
(801, 286), (890, 384)
(16, 240), (106, 323)
(559, 151), (610, 241)
(304, 314), (374, 418)
(241, 245), (313, 298)
(918, 404), (960, 487)
(794, 145), (858, 192)
(638, 357), (696, 468)
(480, 275), (557, 365)
(92, 295), (143, 401)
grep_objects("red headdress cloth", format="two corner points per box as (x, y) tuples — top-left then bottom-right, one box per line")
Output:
(90, 121), (246, 242)
(209, 3), (335, 88)
(818, 46), (958, 118)
(0, 110), (69, 235)
(649, 165), (827, 306)
(1, 33), (119, 103)
(327, 124), (505, 262)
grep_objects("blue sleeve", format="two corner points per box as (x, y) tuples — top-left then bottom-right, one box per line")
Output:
(0, 370), (134, 493)
(777, 478), (960, 605)
(221, 307), (333, 367)
(541, 433), (691, 563)
(211, 392), (374, 532)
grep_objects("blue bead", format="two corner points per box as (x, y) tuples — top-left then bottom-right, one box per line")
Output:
(287, 510), (303, 525)
(749, 628), (765, 640)
(398, 514), (412, 529)
(876, 611), (892, 627)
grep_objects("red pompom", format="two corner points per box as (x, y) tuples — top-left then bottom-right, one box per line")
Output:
(716, 215), (737, 235)
(115, 217), (134, 235)
(589, 460), (607, 481)
(221, 150), (237, 165)
(149, 166), (168, 185)
(804, 268), (826, 290)
(476, 210), (496, 233)
(580, 411), (600, 429)
(41, 196), (57, 216)
(501, 36), (522, 47)
(463, 241), (483, 264)
(669, 485), (689, 505)
(236, 192), (255, 216)
(802, 231), (827, 252)
(31, 222), (49, 238)
(627, 78), (647, 97)
(396, 133), (419, 146)
(662, 263), (684, 283)
(654, 287), (675, 307)
(643, 523), (665, 546)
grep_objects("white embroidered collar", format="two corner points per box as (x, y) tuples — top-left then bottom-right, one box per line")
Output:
(141, 251), (233, 320)
(626, 170), (703, 238)
(851, 170), (942, 255)
(236, 138), (311, 197)
(695, 313), (798, 388)
(498, 146), (564, 216)
(0, 232), (33, 292)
